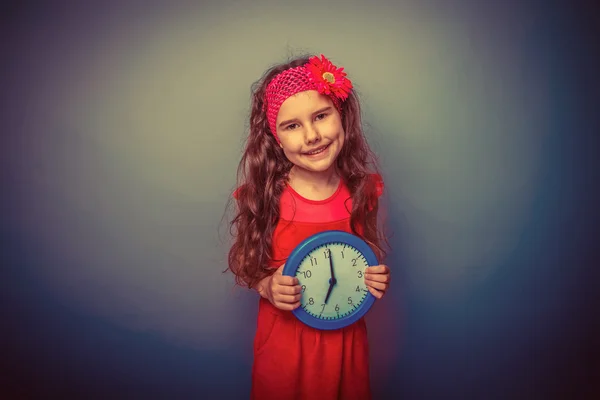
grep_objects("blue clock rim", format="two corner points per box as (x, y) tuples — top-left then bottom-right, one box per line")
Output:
(282, 230), (378, 331)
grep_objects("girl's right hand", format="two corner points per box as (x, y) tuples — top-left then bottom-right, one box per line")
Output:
(262, 264), (302, 311)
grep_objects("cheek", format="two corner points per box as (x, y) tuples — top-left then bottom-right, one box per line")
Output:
(325, 116), (344, 136)
(334, 129), (345, 154)
(330, 122), (345, 144)
(280, 141), (301, 158)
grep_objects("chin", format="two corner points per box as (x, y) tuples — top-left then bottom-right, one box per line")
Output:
(300, 161), (337, 173)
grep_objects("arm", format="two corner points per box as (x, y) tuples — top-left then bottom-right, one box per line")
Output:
(253, 275), (272, 299)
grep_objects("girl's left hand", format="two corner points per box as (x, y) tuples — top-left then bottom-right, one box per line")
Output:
(364, 265), (391, 299)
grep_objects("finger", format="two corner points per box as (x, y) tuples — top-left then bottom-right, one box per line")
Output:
(365, 265), (390, 274)
(275, 301), (301, 311)
(273, 274), (298, 286)
(367, 286), (384, 299)
(365, 279), (388, 291)
(364, 273), (390, 283)
(365, 265), (389, 274)
(274, 275), (299, 286)
(274, 292), (302, 304)
(276, 285), (302, 296)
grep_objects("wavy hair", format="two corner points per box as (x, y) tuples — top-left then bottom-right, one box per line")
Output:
(225, 55), (389, 289)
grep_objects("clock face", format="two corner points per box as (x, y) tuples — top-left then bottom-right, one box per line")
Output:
(297, 242), (370, 320)
(283, 230), (378, 330)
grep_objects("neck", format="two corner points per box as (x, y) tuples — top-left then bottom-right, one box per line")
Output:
(288, 165), (340, 196)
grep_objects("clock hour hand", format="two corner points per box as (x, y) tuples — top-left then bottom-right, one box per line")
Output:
(324, 281), (334, 304)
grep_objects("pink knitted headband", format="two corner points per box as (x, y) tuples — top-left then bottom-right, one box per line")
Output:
(264, 54), (353, 142)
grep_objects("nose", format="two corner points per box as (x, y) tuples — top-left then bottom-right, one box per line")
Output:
(304, 123), (321, 144)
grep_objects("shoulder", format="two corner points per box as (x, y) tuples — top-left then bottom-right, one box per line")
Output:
(369, 173), (384, 197)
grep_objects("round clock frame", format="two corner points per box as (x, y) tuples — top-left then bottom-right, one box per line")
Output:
(282, 230), (378, 330)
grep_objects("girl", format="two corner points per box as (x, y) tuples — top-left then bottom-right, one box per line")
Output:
(227, 54), (391, 400)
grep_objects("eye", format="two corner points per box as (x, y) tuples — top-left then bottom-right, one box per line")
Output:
(315, 113), (328, 121)
(286, 123), (299, 131)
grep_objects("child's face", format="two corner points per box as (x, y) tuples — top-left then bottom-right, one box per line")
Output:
(276, 90), (345, 176)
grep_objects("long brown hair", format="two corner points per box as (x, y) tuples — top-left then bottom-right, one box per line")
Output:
(226, 55), (389, 289)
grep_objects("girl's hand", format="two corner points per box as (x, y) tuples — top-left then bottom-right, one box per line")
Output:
(260, 264), (302, 311)
(364, 265), (391, 299)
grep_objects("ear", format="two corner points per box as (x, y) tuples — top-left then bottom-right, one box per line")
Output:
(279, 142), (284, 149)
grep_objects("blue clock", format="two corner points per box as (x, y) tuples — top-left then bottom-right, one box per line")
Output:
(282, 230), (378, 330)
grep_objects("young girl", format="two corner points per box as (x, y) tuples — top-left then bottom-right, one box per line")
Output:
(227, 54), (391, 400)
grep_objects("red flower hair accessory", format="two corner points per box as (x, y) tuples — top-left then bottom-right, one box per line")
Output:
(306, 54), (353, 100)
(264, 54), (353, 143)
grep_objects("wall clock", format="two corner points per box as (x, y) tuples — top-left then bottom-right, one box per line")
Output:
(282, 230), (378, 330)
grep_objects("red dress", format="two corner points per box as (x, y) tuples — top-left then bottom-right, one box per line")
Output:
(246, 174), (384, 400)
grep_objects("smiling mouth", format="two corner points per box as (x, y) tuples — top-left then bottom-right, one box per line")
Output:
(304, 144), (330, 155)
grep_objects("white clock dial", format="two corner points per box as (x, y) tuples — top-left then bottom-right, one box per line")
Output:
(296, 242), (370, 320)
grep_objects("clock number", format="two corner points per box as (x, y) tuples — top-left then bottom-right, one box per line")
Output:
(357, 270), (363, 278)
(335, 304), (340, 312)
(347, 297), (353, 305)
(356, 285), (361, 292)
(308, 297), (314, 305)
(324, 248), (331, 258)
(301, 270), (312, 279)
(301, 285), (306, 293)
(321, 303), (326, 313)
(310, 257), (318, 266)
(352, 258), (358, 267)
(341, 250), (344, 259)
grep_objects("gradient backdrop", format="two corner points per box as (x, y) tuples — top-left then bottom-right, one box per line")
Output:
(2, 0), (598, 398)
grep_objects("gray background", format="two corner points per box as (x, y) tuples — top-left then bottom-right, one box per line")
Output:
(2, 0), (597, 398)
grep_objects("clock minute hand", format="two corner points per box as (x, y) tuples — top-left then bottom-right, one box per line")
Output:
(324, 249), (336, 304)
(328, 248), (336, 283)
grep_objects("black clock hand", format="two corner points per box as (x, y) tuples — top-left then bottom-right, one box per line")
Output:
(324, 281), (334, 304)
(324, 248), (336, 304)
(329, 248), (336, 282)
